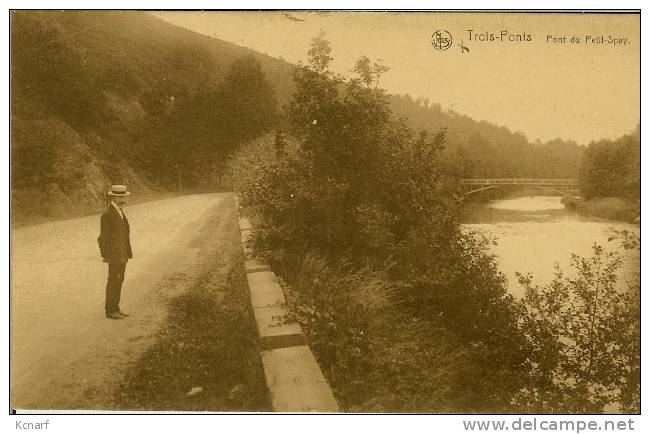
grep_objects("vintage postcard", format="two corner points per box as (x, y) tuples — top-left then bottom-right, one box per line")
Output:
(9, 9), (640, 422)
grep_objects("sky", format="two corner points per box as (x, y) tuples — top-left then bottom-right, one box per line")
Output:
(151, 11), (640, 146)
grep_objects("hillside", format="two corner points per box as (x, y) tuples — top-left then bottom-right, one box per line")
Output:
(11, 11), (584, 222)
(11, 10), (295, 221)
(389, 95), (584, 179)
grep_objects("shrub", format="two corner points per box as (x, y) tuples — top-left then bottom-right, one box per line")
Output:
(515, 244), (640, 413)
(230, 35), (533, 411)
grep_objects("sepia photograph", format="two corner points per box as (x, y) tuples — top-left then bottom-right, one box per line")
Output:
(8, 7), (641, 420)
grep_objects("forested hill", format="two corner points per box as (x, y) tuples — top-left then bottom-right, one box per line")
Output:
(11, 10), (295, 219)
(389, 96), (584, 179)
(12, 11), (583, 220)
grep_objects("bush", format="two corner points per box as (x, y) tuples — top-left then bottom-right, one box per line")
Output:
(279, 252), (529, 412)
(230, 35), (533, 411)
(515, 244), (640, 413)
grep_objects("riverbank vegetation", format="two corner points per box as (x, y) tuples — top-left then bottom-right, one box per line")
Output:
(580, 126), (640, 204)
(230, 35), (639, 413)
(561, 196), (638, 223)
(516, 245), (640, 413)
(232, 35), (528, 411)
(564, 126), (640, 223)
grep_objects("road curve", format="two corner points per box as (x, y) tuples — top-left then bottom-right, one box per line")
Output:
(11, 193), (234, 410)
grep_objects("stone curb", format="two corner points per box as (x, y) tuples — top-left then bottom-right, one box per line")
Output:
(234, 199), (339, 412)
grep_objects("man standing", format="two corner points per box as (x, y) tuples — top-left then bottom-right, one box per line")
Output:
(97, 184), (132, 320)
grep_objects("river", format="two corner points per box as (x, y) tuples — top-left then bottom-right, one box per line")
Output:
(462, 196), (640, 298)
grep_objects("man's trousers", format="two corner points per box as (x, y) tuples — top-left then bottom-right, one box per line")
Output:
(105, 262), (127, 315)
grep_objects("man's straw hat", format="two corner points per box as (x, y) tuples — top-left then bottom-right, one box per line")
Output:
(107, 185), (131, 196)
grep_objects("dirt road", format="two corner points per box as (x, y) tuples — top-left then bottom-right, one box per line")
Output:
(11, 193), (239, 410)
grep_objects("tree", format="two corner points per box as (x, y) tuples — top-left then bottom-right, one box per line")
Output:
(516, 244), (640, 412)
(352, 55), (389, 88)
(306, 31), (333, 73)
(240, 36), (532, 408)
(11, 14), (108, 129)
(217, 55), (278, 147)
(135, 54), (277, 188)
(281, 34), (453, 258)
(580, 126), (640, 202)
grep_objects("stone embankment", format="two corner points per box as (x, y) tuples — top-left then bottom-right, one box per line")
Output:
(236, 199), (339, 412)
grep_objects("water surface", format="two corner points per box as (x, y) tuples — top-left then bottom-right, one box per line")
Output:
(462, 196), (639, 297)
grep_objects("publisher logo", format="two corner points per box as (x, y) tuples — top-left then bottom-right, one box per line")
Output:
(432, 30), (453, 51)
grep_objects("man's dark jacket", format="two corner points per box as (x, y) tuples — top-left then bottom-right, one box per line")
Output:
(98, 205), (132, 263)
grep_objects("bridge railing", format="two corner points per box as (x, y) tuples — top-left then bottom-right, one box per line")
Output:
(460, 178), (579, 186)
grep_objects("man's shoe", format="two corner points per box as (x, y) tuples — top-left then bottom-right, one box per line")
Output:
(106, 312), (124, 320)
(117, 311), (130, 317)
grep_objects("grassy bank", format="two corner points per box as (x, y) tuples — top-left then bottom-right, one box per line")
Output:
(114, 263), (269, 411)
(561, 196), (639, 223)
(279, 255), (522, 413)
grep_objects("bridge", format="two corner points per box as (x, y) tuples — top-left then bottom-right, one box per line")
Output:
(460, 178), (580, 198)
